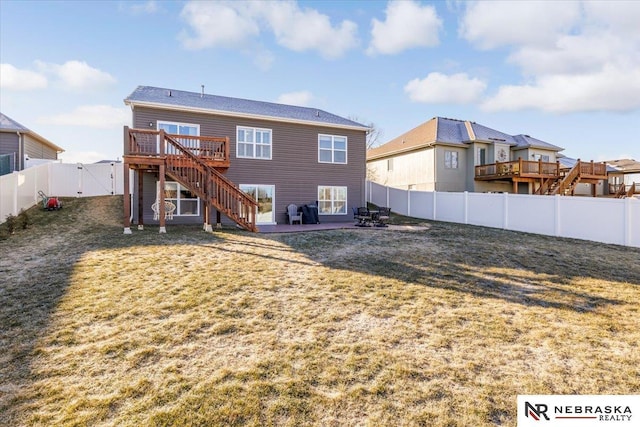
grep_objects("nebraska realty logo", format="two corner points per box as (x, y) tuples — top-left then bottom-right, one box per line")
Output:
(517, 395), (638, 426)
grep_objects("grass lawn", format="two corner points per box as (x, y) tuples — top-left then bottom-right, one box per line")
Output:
(1, 196), (639, 426)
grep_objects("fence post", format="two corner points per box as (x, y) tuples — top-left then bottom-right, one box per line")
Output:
(554, 194), (561, 237)
(407, 188), (411, 217)
(464, 191), (468, 224)
(386, 186), (390, 208)
(624, 198), (630, 246)
(432, 190), (437, 220)
(503, 192), (508, 229)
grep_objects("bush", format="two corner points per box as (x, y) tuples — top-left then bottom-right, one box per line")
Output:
(17, 209), (32, 230)
(5, 213), (17, 234)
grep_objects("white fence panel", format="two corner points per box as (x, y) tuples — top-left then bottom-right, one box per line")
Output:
(558, 197), (626, 246)
(50, 164), (82, 197)
(369, 182), (388, 209)
(507, 194), (556, 236)
(435, 192), (465, 223)
(1, 162), (123, 224)
(409, 190), (432, 219)
(467, 192), (504, 228)
(389, 187), (408, 216)
(366, 181), (640, 248)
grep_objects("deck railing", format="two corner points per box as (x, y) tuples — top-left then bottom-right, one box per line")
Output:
(125, 128), (229, 166)
(475, 159), (560, 178)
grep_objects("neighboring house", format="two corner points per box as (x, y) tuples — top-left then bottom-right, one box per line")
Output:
(122, 85), (369, 232)
(367, 116), (607, 196)
(605, 158), (640, 198)
(0, 112), (64, 175)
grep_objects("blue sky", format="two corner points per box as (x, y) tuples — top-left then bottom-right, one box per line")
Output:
(1, 0), (639, 164)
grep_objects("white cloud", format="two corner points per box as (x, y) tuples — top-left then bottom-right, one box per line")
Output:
(367, 0), (442, 55)
(482, 65), (640, 113)
(179, 1), (259, 50)
(461, 1), (640, 113)
(178, 0), (359, 59)
(260, 1), (359, 59)
(39, 105), (129, 129)
(404, 72), (487, 104)
(0, 63), (48, 90)
(35, 60), (116, 90)
(277, 91), (314, 107)
(459, 1), (581, 49)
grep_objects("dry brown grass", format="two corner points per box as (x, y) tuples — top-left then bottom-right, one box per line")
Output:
(1, 196), (639, 426)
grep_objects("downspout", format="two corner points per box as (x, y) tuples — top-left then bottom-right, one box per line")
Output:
(17, 131), (23, 171)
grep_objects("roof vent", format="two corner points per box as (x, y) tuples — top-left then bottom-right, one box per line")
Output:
(201, 85), (204, 98)
(316, 111), (320, 117)
(168, 90), (172, 97)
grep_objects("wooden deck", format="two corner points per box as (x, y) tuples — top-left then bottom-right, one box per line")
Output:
(122, 127), (258, 233)
(475, 159), (608, 195)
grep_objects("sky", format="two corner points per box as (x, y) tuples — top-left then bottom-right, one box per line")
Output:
(1, 0), (639, 164)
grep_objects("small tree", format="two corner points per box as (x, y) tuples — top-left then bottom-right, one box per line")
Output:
(349, 116), (384, 149)
(17, 208), (32, 230)
(4, 213), (17, 234)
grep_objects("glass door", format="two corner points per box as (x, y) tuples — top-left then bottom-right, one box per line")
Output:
(240, 184), (275, 224)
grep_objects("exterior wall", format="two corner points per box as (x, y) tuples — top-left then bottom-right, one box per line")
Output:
(434, 145), (467, 192)
(24, 134), (58, 160)
(131, 106), (367, 225)
(0, 132), (19, 155)
(366, 148), (436, 191)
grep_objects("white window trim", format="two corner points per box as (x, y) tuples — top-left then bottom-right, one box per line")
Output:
(236, 126), (273, 160)
(318, 134), (348, 164)
(317, 185), (347, 215)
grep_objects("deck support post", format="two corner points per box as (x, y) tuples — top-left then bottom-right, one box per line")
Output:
(159, 162), (166, 233)
(123, 156), (132, 234)
(137, 169), (144, 229)
(216, 210), (222, 229)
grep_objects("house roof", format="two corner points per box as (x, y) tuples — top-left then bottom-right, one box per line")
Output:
(604, 158), (640, 174)
(367, 116), (562, 160)
(124, 86), (369, 131)
(0, 112), (64, 153)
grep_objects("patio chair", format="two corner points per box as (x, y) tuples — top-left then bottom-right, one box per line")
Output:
(355, 206), (372, 226)
(375, 207), (391, 227)
(287, 204), (303, 225)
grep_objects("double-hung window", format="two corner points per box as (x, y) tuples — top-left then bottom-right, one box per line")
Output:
(237, 126), (272, 160)
(445, 150), (459, 169)
(318, 186), (347, 215)
(318, 135), (347, 164)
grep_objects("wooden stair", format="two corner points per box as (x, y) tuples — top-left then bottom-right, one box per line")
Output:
(163, 134), (258, 231)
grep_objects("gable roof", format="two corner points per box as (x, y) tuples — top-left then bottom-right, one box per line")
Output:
(604, 158), (640, 174)
(0, 112), (64, 153)
(124, 86), (369, 131)
(367, 116), (562, 160)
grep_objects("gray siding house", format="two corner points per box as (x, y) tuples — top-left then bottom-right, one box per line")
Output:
(368, 117), (607, 196)
(123, 86), (369, 232)
(0, 112), (64, 175)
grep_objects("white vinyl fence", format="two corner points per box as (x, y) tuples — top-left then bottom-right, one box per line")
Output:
(367, 181), (640, 248)
(0, 162), (123, 223)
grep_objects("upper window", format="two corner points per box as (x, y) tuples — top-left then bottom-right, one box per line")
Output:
(158, 121), (200, 154)
(533, 154), (550, 162)
(237, 126), (272, 160)
(445, 150), (459, 169)
(318, 134), (347, 164)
